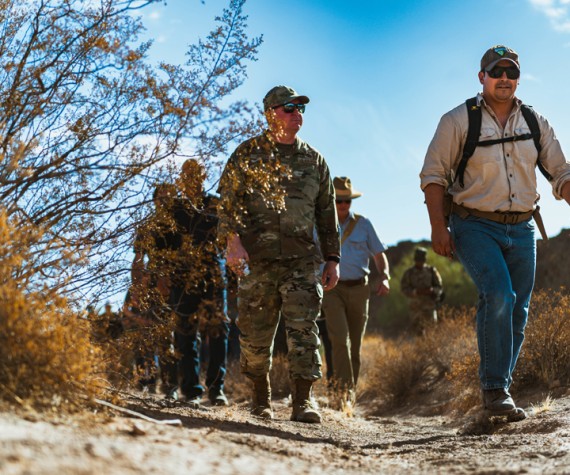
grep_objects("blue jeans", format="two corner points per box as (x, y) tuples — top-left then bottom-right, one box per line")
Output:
(170, 286), (228, 399)
(450, 213), (536, 390)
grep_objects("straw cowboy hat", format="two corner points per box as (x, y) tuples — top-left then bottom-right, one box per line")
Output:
(333, 176), (362, 199)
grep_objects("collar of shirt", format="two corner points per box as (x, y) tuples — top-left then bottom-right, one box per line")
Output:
(340, 210), (356, 232)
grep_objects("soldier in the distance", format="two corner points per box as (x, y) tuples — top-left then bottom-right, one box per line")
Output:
(400, 247), (443, 336)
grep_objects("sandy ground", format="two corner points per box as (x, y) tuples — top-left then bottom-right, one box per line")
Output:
(1, 388), (570, 475)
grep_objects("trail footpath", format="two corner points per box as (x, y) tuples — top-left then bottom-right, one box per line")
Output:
(1, 389), (570, 474)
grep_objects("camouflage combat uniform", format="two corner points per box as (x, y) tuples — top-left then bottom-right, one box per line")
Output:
(400, 264), (443, 335)
(217, 131), (340, 380)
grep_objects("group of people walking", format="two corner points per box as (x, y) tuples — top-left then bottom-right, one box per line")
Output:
(124, 43), (570, 425)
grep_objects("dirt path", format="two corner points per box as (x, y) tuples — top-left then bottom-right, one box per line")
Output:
(1, 392), (570, 474)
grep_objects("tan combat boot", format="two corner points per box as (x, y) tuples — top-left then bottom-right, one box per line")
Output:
(291, 379), (321, 423)
(250, 374), (273, 420)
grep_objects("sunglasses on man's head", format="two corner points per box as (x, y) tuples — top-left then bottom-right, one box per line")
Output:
(487, 66), (520, 80)
(273, 103), (306, 114)
(336, 199), (352, 204)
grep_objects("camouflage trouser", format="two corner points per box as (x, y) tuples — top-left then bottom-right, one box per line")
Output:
(237, 256), (323, 381)
(409, 298), (438, 336)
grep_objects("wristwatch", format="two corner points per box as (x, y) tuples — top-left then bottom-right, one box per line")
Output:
(326, 255), (340, 263)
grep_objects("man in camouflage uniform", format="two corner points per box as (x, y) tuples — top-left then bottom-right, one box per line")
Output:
(400, 247), (443, 336)
(217, 85), (340, 423)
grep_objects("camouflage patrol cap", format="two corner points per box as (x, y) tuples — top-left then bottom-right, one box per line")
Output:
(480, 45), (520, 72)
(263, 85), (310, 111)
(414, 247), (428, 261)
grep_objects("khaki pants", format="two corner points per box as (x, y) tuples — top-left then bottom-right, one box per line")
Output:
(321, 282), (369, 389)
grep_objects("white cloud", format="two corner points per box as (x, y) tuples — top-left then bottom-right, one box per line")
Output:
(148, 10), (161, 21)
(529, 0), (570, 31)
(522, 73), (540, 82)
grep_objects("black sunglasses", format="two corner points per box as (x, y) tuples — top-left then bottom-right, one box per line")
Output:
(487, 66), (520, 80)
(273, 102), (306, 114)
(336, 199), (352, 204)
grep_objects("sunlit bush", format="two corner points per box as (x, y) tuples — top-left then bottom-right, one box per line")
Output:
(0, 210), (106, 409)
(361, 288), (570, 416)
(359, 306), (477, 413)
(517, 289), (570, 388)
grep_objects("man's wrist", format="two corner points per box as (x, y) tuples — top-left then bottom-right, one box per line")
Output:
(326, 255), (340, 263)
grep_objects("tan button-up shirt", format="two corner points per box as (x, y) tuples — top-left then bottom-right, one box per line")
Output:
(421, 94), (570, 212)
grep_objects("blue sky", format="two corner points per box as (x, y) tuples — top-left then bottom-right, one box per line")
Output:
(140, 0), (570, 246)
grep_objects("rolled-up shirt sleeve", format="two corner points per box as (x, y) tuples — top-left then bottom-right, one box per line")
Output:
(536, 112), (570, 199)
(420, 110), (465, 191)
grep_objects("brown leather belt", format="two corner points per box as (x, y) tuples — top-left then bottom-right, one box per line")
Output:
(452, 203), (548, 240)
(338, 277), (367, 287)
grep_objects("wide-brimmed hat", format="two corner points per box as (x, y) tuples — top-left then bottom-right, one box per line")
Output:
(333, 176), (362, 199)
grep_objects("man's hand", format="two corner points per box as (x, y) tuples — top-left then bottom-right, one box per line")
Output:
(431, 224), (455, 259)
(226, 233), (250, 276)
(321, 261), (339, 291)
(376, 278), (390, 296)
(424, 184), (455, 259)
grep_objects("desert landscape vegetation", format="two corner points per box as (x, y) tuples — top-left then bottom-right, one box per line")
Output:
(1, 1), (570, 474)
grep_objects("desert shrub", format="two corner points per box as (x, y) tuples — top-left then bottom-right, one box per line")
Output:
(446, 353), (481, 414)
(517, 289), (570, 388)
(0, 209), (107, 409)
(360, 306), (477, 411)
(362, 288), (570, 415)
(0, 289), (107, 409)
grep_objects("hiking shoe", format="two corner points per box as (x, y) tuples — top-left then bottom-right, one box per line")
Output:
(482, 388), (516, 415)
(252, 405), (274, 419)
(209, 390), (229, 407)
(507, 407), (527, 422)
(182, 394), (202, 408)
(164, 388), (180, 402)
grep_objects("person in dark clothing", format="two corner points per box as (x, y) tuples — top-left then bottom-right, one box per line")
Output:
(131, 183), (181, 397)
(167, 159), (229, 406)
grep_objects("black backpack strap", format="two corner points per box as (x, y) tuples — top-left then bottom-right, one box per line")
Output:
(456, 98), (552, 187)
(520, 104), (553, 182)
(455, 97), (481, 188)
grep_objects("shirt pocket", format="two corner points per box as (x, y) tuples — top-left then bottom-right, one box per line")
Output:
(346, 234), (369, 254)
(513, 126), (539, 166)
(472, 127), (501, 164)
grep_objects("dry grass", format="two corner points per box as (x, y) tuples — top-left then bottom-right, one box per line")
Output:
(0, 283), (108, 410)
(517, 289), (570, 388)
(358, 307), (477, 413)
(358, 289), (570, 416)
(529, 394), (554, 416)
(0, 210), (108, 410)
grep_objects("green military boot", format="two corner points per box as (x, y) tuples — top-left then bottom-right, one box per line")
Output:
(250, 374), (273, 420)
(291, 379), (321, 423)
